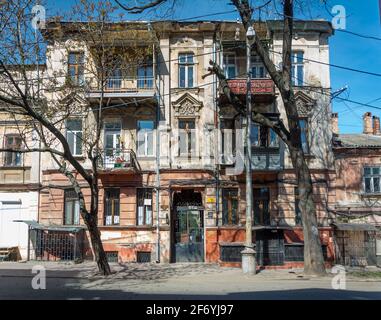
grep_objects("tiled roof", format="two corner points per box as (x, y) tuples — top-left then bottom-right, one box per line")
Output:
(334, 134), (381, 148)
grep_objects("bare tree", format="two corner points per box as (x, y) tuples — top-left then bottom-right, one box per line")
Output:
(0, 0), (150, 275)
(116, 0), (327, 275)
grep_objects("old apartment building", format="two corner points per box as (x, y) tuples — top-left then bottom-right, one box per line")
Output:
(333, 112), (381, 266)
(19, 19), (335, 267)
(13, 18), (381, 268)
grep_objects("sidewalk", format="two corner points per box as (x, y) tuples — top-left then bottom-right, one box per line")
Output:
(1, 261), (380, 299)
(0, 261), (380, 282)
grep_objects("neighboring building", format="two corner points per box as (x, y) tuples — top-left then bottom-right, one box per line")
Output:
(28, 19), (336, 267)
(333, 112), (381, 267)
(0, 66), (44, 260)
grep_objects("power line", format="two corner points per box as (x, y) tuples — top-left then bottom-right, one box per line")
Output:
(270, 49), (381, 78)
(295, 76), (381, 112)
(336, 29), (381, 41)
(0, 45), (239, 85)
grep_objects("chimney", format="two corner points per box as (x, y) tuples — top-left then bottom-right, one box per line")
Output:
(373, 116), (381, 135)
(331, 113), (339, 135)
(363, 112), (373, 134)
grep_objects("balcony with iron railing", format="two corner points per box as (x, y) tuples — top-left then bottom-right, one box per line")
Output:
(221, 52), (276, 102)
(86, 74), (156, 100)
(100, 148), (141, 172)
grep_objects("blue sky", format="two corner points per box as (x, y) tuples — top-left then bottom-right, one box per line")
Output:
(44, 0), (381, 133)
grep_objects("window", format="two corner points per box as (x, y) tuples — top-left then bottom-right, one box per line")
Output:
(137, 58), (153, 89)
(251, 55), (266, 79)
(251, 125), (279, 148)
(137, 188), (153, 225)
(221, 119), (236, 162)
(254, 187), (270, 225)
(291, 51), (304, 86)
(68, 52), (84, 85)
(364, 166), (381, 194)
(104, 189), (120, 225)
(294, 187), (302, 226)
(66, 119), (83, 156)
(299, 119), (309, 154)
(223, 54), (236, 79)
(222, 189), (239, 225)
(64, 189), (80, 225)
(3, 134), (22, 166)
(104, 121), (121, 168)
(107, 67), (122, 90)
(178, 119), (196, 157)
(137, 120), (154, 157)
(178, 53), (194, 88)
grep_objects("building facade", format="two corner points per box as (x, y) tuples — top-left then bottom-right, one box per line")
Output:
(5, 20), (337, 267)
(0, 66), (43, 260)
(333, 112), (381, 266)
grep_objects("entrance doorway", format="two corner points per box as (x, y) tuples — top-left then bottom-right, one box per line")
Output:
(171, 189), (204, 262)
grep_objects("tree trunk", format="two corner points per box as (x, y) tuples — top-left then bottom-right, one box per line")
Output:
(86, 212), (111, 276)
(290, 148), (326, 275)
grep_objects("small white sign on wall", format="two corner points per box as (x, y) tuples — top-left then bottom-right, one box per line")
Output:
(144, 199), (152, 206)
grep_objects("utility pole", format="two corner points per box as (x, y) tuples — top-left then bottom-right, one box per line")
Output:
(241, 25), (256, 275)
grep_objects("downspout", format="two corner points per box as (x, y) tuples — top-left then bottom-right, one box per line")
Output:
(154, 43), (161, 263)
(214, 38), (220, 227)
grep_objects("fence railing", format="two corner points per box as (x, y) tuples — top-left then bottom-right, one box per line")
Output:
(92, 76), (154, 92)
(102, 148), (140, 170)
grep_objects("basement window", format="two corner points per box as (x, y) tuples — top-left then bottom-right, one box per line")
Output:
(105, 251), (119, 263)
(137, 251), (151, 263)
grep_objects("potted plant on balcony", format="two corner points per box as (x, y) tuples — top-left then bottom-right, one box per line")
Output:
(114, 156), (124, 168)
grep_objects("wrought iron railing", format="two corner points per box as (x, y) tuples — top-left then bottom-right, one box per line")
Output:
(102, 148), (140, 170)
(101, 76), (154, 92)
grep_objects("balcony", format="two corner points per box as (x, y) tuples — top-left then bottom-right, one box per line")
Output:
(101, 148), (140, 172)
(86, 76), (156, 102)
(227, 78), (275, 95)
(251, 147), (284, 171)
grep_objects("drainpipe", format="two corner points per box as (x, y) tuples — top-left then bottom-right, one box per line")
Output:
(214, 39), (220, 227)
(148, 23), (161, 263)
(154, 43), (161, 263)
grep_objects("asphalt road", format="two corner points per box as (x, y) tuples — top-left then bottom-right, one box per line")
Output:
(0, 262), (380, 300)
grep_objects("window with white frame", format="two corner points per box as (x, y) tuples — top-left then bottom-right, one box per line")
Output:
(251, 55), (267, 78)
(291, 51), (304, 86)
(178, 53), (194, 88)
(178, 119), (196, 157)
(104, 188), (120, 225)
(223, 53), (236, 79)
(137, 120), (154, 157)
(66, 119), (83, 156)
(364, 166), (381, 194)
(137, 188), (153, 226)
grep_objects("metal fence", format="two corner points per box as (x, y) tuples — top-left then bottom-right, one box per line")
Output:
(29, 229), (84, 262)
(335, 231), (377, 267)
(220, 243), (329, 265)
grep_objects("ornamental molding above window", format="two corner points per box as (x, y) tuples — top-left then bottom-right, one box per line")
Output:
(172, 36), (198, 47)
(59, 92), (87, 107)
(294, 91), (316, 117)
(172, 93), (203, 118)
